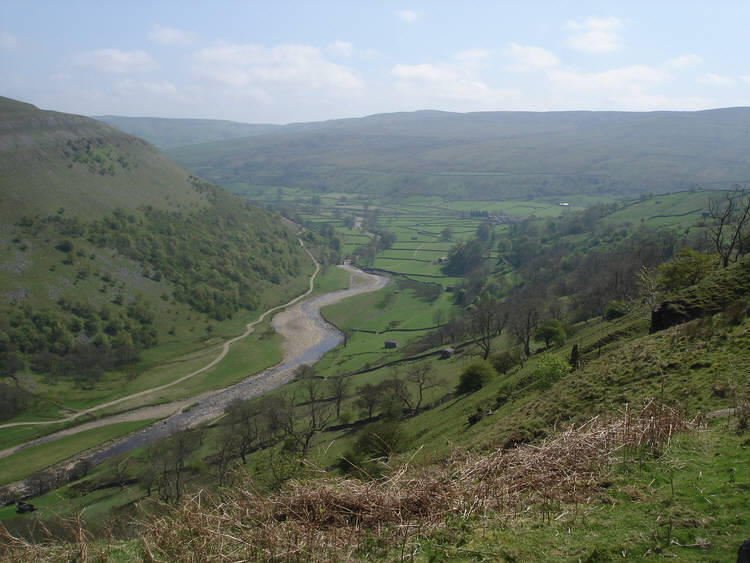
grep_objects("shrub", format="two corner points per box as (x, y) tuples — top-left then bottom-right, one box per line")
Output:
(353, 420), (405, 460)
(456, 360), (495, 394)
(54, 239), (74, 253)
(683, 317), (713, 340)
(533, 355), (570, 390)
(489, 349), (522, 374)
(339, 420), (406, 476)
(603, 300), (628, 320)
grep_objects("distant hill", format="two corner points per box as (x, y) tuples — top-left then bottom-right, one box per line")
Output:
(163, 108), (750, 199)
(95, 115), (281, 150)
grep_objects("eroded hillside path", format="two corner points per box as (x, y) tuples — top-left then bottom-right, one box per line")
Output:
(0, 244), (388, 461)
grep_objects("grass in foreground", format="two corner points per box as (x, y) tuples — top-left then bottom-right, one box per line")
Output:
(5, 403), (747, 561)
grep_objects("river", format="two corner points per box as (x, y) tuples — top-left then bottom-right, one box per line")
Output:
(78, 266), (388, 465)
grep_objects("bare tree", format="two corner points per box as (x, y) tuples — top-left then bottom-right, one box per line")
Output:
(510, 296), (541, 357)
(108, 456), (132, 490)
(406, 363), (442, 411)
(221, 399), (260, 464)
(708, 187), (750, 267)
(356, 383), (381, 420)
(433, 309), (444, 328)
(380, 376), (412, 415)
(327, 375), (351, 419)
(280, 372), (332, 456)
(168, 428), (202, 504)
(140, 428), (202, 503)
(469, 297), (508, 359)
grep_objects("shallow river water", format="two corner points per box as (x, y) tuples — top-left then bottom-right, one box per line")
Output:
(84, 268), (388, 465)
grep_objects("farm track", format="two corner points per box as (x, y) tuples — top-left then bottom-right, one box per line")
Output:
(0, 241), (320, 434)
(0, 247), (387, 466)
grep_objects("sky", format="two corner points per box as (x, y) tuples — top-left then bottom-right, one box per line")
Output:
(2, 0), (750, 124)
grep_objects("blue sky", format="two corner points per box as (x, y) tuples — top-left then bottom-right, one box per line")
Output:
(2, 1), (749, 123)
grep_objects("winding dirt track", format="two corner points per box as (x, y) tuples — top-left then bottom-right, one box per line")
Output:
(0, 244), (320, 432)
(0, 251), (388, 463)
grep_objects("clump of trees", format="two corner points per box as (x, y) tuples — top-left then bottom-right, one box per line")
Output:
(1, 298), (154, 397)
(84, 185), (304, 320)
(139, 428), (203, 503)
(443, 240), (485, 275)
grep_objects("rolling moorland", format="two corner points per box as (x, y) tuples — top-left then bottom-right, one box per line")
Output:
(154, 107), (750, 200)
(95, 116), (282, 151)
(1, 102), (749, 560)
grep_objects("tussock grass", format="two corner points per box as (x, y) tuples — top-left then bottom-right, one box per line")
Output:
(0, 401), (691, 561)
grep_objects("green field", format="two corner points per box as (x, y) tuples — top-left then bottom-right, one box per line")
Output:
(0, 420), (156, 486)
(602, 189), (715, 227)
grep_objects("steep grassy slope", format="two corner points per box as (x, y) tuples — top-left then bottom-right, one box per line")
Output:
(165, 107), (750, 199)
(95, 116), (280, 150)
(0, 97), (312, 426)
(0, 97), (206, 223)
(3, 309), (747, 560)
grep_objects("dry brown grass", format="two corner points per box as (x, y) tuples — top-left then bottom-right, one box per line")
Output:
(0, 400), (692, 562)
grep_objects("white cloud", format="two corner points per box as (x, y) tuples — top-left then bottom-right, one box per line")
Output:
(508, 43), (560, 71)
(453, 49), (491, 62)
(393, 63), (459, 83)
(0, 31), (18, 49)
(669, 54), (702, 69)
(698, 73), (735, 86)
(565, 16), (622, 53)
(391, 58), (520, 108)
(194, 43), (363, 94)
(141, 80), (179, 96)
(549, 65), (669, 91)
(71, 49), (159, 73)
(149, 25), (196, 46)
(395, 9), (421, 23)
(326, 40), (353, 58)
(547, 65), (672, 109)
(741, 76), (750, 85)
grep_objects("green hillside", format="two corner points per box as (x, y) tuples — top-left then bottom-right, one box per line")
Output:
(94, 115), (281, 150)
(0, 97), (208, 223)
(2, 100), (749, 561)
(2, 256), (748, 561)
(0, 97), (314, 428)
(165, 107), (750, 200)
